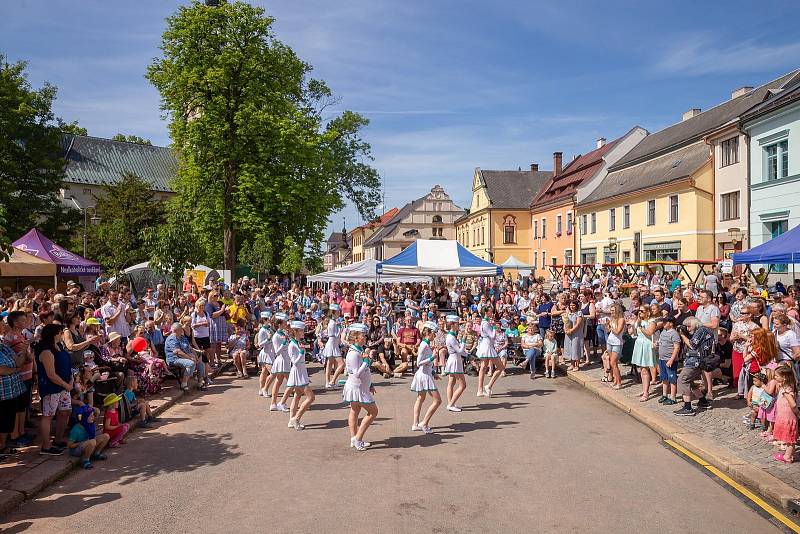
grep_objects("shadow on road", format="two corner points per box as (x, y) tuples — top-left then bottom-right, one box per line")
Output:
(460, 402), (528, 411)
(8, 430), (241, 529)
(498, 389), (555, 397)
(439, 420), (519, 434)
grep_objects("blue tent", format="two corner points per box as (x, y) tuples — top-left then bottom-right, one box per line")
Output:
(733, 225), (800, 264)
(377, 240), (502, 277)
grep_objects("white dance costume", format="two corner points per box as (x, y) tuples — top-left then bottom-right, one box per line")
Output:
(476, 319), (497, 360)
(410, 339), (437, 393)
(443, 331), (466, 375)
(321, 319), (342, 359)
(256, 326), (274, 365)
(286, 339), (309, 388)
(270, 329), (291, 375)
(342, 344), (374, 404)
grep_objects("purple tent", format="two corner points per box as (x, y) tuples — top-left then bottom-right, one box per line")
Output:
(13, 228), (101, 277)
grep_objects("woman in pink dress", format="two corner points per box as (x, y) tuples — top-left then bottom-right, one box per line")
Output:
(772, 366), (799, 464)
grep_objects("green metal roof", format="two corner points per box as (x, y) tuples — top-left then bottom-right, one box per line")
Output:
(60, 134), (177, 192)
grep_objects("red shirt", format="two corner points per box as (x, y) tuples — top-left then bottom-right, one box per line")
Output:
(397, 327), (420, 345)
(340, 299), (356, 317)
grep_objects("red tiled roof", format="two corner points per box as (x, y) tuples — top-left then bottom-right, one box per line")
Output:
(532, 138), (620, 208)
(356, 207), (399, 230)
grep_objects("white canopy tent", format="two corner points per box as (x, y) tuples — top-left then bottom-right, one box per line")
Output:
(308, 258), (431, 284)
(377, 240), (502, 278)
(500, 255), (533, 269)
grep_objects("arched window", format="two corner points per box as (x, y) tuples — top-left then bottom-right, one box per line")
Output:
(432, 215), (443, 224)
(503, 215), (516, 244)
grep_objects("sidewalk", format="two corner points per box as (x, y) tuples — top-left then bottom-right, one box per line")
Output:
(566, 363), (800, 510)
(0, 362), (231, 516)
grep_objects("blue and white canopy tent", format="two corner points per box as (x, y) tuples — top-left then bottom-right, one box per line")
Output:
(377, 240), (502, 278)
(308, 258), (431, 284)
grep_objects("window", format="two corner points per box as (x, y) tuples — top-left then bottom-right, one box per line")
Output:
(765, 140), (789, 181)
(541, 218), (547, 239)
(590, 212), (596, 234)
(609, 208), (616, 231)
(720, 191), (740, 221)
(623, 205), (630, 229)
(771, 220), (788, 272)
(533, 251), (538, 268)
(581, 214), (587, 235)
(533, 220), (539, 239)
(603, 246), (617, 263)
(564, 249), (573, 265)
(503, 215), (516, 244)
(669, 195), (678, 223)
(541, 251), (547, 269)
(580, 248), (596, 264)
(644, 241), (681, 262)
(567, 213), (573, 235)
(721, 136), (739, 167)
(556, 215), (562, 235)
(647, 200), (656, 226)
(432, 215), (442, 224)
(622, 250), (631, 263)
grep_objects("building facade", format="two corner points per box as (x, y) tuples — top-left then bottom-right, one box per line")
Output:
(363, 186), (463, 261)
(323, 225), (350, 271)
(742, 74), (800, 273)
(348, 208), (399, 264)
(59, 134), (176, 210)
(532, 127), (647, 272)
(456, 167), (551, 266)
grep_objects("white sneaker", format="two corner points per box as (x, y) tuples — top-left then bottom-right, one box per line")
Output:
(422, 426), (434, 434)
(265, 390), (271, 398)
(258, 390), (264, 397)
(325, 383), (333, 389)
(293, 420), (305, 431)
(269, 404), (278, 411)
(354, 440), (367, 451)
(411, 423), (423, 431)
(484, 386), (492, 397)
(288, 418), (296, 428)
(476, 390), (486, 397)
(350, 436), (357, 447)
(447, 405), (462, 412)
(277, 403), (290, 412)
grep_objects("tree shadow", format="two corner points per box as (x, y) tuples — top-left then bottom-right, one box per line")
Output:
(438, 420), (519, 433)
(498, 389), (555, 398)
(5, 430), (241, 526)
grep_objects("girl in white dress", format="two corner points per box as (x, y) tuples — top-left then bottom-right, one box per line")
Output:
(323, 304), (343, 388)
(444, 315), (468, 412)
(256, 311), (274, 397)
(342, 323), (377, 451)
(476, 307), (503, 397)
(269, 313), (291, 412)
(411, 321), (442, 434)
(286, 321), (315, 430)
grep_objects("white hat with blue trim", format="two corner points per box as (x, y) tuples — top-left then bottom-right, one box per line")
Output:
(274, 312), (288, 322)
(445, 314), (460, 323)
(422, 321), (439, 332)
(290, 320), (306, 331)
(348, 322), (368, 334)
(329, 304), (341, 312)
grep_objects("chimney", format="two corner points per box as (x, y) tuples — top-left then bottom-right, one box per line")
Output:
(596, 137), (606, 149)
(731, 86), (753, 99)
(553, 152), (562, 176)
(530, 163), (539, 172)
(682, 108), (701, 121)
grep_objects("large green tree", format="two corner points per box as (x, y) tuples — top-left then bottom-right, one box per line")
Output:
(146, 1), (380, 271)
(0, 55), (80, 244)
(143, 209), (202, 289)
(84, 173), (165, 273)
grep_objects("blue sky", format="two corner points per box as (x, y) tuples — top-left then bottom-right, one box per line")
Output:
(3, 0), (800, 237)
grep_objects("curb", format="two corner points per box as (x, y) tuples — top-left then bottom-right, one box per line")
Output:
(566, 369), (800, 511)
(1, 362), (232, 517)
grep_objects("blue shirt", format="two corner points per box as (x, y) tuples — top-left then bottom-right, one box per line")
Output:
(537, 302), (554, 330)
(0, 344), (26, 401)
(145, 329), (164, 346)
(164, 333), (191, 364)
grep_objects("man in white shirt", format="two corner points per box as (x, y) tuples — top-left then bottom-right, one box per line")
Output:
(101, 290), (131, 343)
(694, 290), (720, 339)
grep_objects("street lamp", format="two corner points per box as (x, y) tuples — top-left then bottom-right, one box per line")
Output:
(69, 197), (100, 257)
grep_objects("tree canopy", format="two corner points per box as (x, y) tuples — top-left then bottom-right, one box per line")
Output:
(0, 55), (80, 246)
(111, 133), (152, 145)
(146, 1), (380, 272)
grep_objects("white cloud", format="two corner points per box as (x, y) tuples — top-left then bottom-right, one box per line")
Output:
(652, 35), (800, 76)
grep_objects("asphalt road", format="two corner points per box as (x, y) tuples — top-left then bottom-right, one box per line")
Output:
(2, 366), (781, 533)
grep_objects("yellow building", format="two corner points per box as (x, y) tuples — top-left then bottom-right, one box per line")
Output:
(348, 208), (399, 264)
(575, 140), (714, 271)
(456, 166), (551, 266)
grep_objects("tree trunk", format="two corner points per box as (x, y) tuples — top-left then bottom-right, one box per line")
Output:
(223, 216), (236, 275)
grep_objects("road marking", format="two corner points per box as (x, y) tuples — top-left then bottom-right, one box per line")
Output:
(664, 439), (800, 533)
